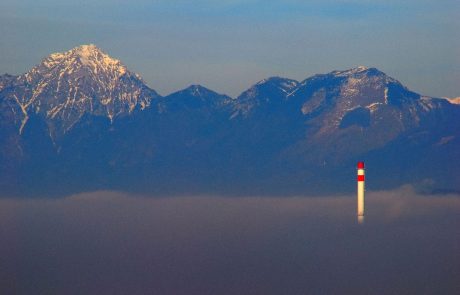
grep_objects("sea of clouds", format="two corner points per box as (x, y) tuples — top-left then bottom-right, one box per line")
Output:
(1, 186), (459, 294)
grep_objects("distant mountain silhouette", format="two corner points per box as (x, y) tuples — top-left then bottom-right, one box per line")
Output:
(1, 46), (459, 197)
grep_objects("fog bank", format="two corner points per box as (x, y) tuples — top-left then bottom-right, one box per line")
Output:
(1, 186), (459, 294)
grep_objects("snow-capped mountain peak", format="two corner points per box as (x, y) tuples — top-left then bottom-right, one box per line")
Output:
(330, 66), (395, 82)
(284, 66), (429, 138)
(2, 44), (159, 137)
(38, 44), (128, 79)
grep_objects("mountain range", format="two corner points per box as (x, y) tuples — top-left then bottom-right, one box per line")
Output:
(1, 44), (459, 197)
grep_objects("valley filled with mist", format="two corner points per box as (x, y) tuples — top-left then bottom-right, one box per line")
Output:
(1, 186), (459, 294)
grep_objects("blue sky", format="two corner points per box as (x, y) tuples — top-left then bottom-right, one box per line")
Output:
(0, 0), (459, 97)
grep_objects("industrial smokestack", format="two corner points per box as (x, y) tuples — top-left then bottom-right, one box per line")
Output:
(357, 161), (365, 223)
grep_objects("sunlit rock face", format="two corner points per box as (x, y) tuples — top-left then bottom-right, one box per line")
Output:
(0, 44), (159, 138)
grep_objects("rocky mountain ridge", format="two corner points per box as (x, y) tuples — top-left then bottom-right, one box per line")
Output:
(0, 44), (158, 138)
(1, 45), (459, 196)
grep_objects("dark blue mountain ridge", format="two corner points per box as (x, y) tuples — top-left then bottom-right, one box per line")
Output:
(231, 76), (300, 117)
(0, 45), (459, 197)
(159, 84), (232, 113)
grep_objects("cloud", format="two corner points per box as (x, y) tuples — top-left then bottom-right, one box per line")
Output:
(0, 187), (459, 294)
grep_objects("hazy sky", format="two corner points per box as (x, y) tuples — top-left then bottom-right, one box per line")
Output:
(1, 187), (459, 294)
(0, 0), (459, 97)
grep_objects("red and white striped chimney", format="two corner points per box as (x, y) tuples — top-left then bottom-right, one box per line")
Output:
(357, 161), (365, 223)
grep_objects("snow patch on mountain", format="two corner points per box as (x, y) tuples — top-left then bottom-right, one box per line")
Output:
(445, 97), (460, 105)
(231, 77), (300, 117)
(331, 66), (370, 77)
(365, 102), (384, 113)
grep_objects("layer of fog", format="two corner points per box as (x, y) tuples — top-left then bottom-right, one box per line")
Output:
(1, 186), (459, 294)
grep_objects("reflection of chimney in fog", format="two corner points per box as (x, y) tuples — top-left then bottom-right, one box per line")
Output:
(357, 162), (365, 224)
